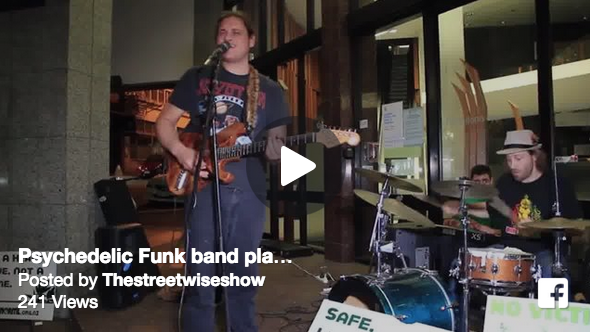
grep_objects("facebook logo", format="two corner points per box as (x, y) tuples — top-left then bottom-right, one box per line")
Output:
(538, 278), (569, 308)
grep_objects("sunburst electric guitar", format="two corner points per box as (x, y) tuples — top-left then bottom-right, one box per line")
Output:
(165, 122), (361, 196)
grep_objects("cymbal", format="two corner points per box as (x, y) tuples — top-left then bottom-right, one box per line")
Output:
(354, 189), (435, 226)
(388, 221), (435, 229)
(435, 224), (484, 234)
(431, 179), (498, 200)
(411, 194), (442, 208)
(355, 169), (422, 193)
(518, 217), (590, 231)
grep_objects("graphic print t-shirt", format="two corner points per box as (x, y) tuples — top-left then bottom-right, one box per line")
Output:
(168, 65), (290, 195)
(491, 172), (582, 252)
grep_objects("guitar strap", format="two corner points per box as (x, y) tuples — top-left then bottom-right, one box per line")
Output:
(244, 65), (260, 135)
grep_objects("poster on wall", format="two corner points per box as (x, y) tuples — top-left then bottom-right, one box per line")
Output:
(380, 102), (424, 149)
(403, 106), (424, 147)
(0, 251), (56, 321)
(381, 101), (404, 149)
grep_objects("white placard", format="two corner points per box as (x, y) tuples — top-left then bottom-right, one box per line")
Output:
(0, 251), (56, 321)
(308, 299), (449, 332)
(403, 107), (424, 146)
(381, 101), (404, 148)
(484, 295), (590, 332)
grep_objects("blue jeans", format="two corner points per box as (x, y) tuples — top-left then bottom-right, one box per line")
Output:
(181, 185), (266, 332)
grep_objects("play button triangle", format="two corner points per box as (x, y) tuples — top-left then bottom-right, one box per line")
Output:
(280, 146), (316, 186)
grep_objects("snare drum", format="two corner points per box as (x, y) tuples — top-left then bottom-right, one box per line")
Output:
(463, 247), (536, 288)
(328, 268), (456, 331)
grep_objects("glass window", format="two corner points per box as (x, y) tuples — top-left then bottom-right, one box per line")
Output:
(360, 15), (427, 193)
(285, 0), (307, 42)
(550, 0), (590, 207)
(439, 0), (539, 180)
(314, 0), (322, 29)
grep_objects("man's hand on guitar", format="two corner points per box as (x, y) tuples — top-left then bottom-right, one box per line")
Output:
(175, 146), (211, 178)
(175, 145), (197, 171)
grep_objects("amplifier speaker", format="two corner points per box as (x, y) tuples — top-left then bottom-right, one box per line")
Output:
(94, 178), (138, 225)
(95, 223), (160, 310)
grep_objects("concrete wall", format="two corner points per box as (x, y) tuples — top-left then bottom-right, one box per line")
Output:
(0, 0), (112, 317)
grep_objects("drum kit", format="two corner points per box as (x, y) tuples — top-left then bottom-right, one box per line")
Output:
(327, 168), (590, 332)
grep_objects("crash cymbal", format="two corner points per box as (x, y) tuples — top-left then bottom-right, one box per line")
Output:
(431, 179), (498, 200)
(355, 168), (422, 193)
(411, 194), (442, 208)
(518, 217), (590, 231)
(354, 189), (435, 226)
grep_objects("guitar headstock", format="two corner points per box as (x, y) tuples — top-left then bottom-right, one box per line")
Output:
(315, 124), (361, 148)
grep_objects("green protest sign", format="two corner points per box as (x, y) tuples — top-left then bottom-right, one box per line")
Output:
(484, 295), (590, 332)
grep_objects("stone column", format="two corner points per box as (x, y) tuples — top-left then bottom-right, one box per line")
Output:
(320, 0), (355, 262)
(0, 0), (112, 317)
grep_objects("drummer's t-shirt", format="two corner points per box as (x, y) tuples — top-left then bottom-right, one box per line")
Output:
(490, 172), (582, 252)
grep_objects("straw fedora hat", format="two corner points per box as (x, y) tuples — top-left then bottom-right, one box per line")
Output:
(496, 129), (542, 155)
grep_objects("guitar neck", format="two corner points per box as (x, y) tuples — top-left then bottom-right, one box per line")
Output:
(218, 133), (317, 160)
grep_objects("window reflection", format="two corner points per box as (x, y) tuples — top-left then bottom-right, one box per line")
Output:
(550, 0), (590, 204)
(439, 0), (539, 180)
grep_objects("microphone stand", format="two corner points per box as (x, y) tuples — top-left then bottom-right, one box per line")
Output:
(193, 57), (231, 332)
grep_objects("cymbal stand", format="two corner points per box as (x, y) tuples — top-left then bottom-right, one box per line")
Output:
(552, 230), (567, 278)
(551, 157), (567, 278)
(457, 178), (471, 332)
(368, 178), (392, 279)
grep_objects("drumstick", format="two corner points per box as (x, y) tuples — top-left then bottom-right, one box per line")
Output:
(489, 196), (512, 219)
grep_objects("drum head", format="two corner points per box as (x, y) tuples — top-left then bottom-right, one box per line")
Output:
(327, 276), (384, 312)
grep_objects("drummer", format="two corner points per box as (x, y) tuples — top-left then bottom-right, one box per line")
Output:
(492, 129), (582, 279)
(442, 164), (502, 236)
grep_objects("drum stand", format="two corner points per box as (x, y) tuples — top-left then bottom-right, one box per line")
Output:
(552, 230), (567, 277)
(456, 178), (471, 332)
(368, 178), (392, 279)
(368, 178), (407, 279)
(550, 157), (567, 278)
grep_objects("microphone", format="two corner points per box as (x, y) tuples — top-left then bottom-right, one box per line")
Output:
(204, 41), (231, 66)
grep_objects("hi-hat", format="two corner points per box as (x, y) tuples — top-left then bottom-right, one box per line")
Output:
(518, 217), (590, 231)
(355, 169), (422, 193)
(354, 189), (435, 226)
(431, 179), (498, 200)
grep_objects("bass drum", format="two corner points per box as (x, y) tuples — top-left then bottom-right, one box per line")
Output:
(328, 268), (456, 331)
